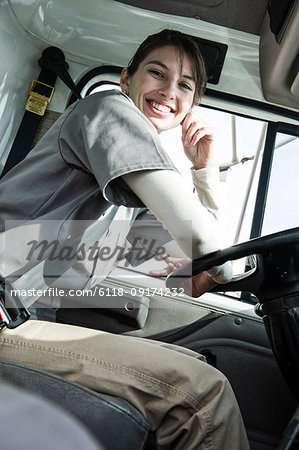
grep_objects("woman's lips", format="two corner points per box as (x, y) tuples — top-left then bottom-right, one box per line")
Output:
(146, 99), (174, 115)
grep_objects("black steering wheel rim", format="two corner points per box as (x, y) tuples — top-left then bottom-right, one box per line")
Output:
(166, 226), (299, 297)
(167, 226), (299, 404)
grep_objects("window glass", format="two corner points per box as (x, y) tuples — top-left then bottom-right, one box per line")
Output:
(160, 106), (266, 246)
(262, 133), (299, 235)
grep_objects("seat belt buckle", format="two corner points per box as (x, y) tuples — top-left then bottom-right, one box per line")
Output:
(0, 282), (31, 332)
(26, 80), (54, 116)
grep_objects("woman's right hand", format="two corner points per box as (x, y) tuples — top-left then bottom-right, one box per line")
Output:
(181, 112), (216, 169)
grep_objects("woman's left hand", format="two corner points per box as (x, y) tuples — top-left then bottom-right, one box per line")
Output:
(149, 255), (217, 298)
(181, 112), (216, 169)
(180, 271), (217, 297)
(149, 256), (191, 277)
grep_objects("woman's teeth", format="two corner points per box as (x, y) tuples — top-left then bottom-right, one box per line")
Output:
(150, 101), (171, 113)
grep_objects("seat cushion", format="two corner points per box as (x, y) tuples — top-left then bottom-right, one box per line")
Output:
(0, 360), (154, 450)
(0, 382), (103, 450)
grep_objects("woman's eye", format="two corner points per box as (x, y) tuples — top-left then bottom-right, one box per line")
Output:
(150, 69), (163, 77)
(180, 82), (192, 91)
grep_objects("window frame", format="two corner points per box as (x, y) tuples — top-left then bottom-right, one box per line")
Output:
(250, 121), (299, 239)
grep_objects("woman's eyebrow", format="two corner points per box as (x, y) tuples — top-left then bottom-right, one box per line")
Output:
(145, 60), (168, 70)
(145, 60), (195, 81)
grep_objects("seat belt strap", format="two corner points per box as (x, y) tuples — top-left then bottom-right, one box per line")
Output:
(1, 47), (81, 178)
(37, 46), (82, 100)
(0, 281), (30, 332)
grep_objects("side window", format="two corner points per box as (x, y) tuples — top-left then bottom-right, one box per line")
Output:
(160, 109), (267, 286)
(262, 132), (299, 235)
(160, 107), (267, 247)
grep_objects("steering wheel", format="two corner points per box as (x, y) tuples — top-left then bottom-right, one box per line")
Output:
(166, 227), (299, 403)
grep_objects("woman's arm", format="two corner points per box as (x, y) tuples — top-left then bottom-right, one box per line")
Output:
(122, 169), (231, 284)
(191, 166), (221, 222)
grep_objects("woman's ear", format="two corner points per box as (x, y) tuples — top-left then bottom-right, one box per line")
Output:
(120, 68), (130, 95)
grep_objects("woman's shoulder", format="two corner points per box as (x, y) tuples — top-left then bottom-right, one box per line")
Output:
(79, 89), (129, 108)
(67, 89), (158, 137)
(67, 89), (136, 120)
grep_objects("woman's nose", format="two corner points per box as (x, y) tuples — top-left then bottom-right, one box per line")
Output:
(158, 79), (176, 99)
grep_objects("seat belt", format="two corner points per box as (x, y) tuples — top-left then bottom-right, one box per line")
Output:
(1, 47), (81, 179)
(0, 48), (83, 329)
(0, 280), (30, 331)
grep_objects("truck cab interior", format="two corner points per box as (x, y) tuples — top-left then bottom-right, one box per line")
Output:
(0, 1), (298, 449)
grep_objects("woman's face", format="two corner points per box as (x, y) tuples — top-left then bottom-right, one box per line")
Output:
(120, 46), (196, 133)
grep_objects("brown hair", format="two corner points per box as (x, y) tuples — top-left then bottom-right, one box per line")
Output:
(127, 29), (207, 104)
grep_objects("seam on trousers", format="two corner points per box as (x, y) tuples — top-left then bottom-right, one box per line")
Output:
(0, 337), (214, 448)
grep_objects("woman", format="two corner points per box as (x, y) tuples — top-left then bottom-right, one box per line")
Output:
(0, 30), (249, 449)
(0, 30), (230, 307)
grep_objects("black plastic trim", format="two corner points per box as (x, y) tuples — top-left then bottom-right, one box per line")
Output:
(191, 37), (227, 84)
(204, 88), (299, 122)
(250, 122), (277, 239)
(277, 121), (299, 137)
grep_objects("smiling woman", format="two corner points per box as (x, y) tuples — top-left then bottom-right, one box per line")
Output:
(0, 28), (250, 449)
(121, 29), (207, 115)
(0, 29), (232, 296)
(120, 46), (196, 133)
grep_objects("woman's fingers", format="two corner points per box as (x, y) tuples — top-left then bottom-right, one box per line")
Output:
(149, 262), (175, 277)
(149, 257), (190, 277)
(184, 123), (206, 147)
(181, 113), (214, 147)
(149, 268), (169, 277)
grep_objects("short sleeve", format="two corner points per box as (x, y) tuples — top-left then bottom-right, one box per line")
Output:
(59, 90), (178, 207)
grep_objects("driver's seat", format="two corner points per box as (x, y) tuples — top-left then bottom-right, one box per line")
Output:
(0, 360), (155, 450)
(0, 281), (155, 449)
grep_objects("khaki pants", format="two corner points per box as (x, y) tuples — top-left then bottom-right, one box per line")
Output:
(0, 320), (249, 449)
